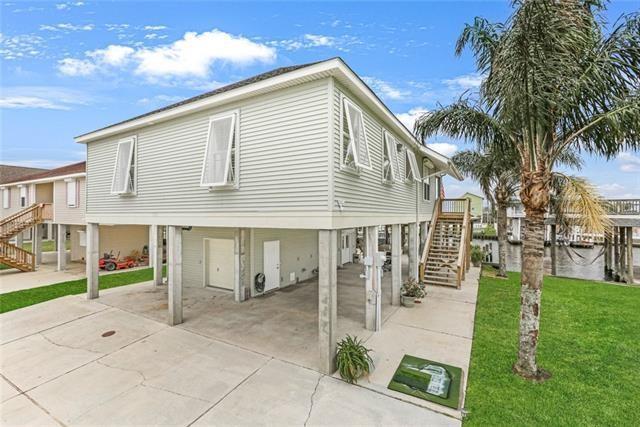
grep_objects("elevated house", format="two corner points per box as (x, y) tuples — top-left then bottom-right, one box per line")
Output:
(0, 162), (148, 272)
(75, 58), (472, 373)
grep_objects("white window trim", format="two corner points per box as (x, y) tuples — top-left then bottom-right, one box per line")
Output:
(2, 187), (9, 209)
(65, 178), (78, 208)
(382, 130), (401, 184)
(423, 158), (434, 201)
(200, 109), (240, 189)
(405, 149), (421, 183)
(340, 96), (372, 171)
(110, 136), (137, 195)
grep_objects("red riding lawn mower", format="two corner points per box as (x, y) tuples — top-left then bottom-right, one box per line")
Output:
(99, 251), (136, 271)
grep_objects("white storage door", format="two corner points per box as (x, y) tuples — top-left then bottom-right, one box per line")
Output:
(263, 240), (280, 292)
(205, 238), (234, 290)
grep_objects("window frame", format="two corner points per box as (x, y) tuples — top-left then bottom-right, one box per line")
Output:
(422, 158), (434, 201)
(200, 109), (239, 189)
(382, 130), (401, 184)
(65, 178), (78, 208)
(405, 149), (421, 183)
(19, 185), (27, 207)
(2, 188), (9, 209)
(340, 96), (372, 171)
(110, 136), (137, 195)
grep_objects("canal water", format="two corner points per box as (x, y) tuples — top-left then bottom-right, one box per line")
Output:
(473, 239), (640, 281)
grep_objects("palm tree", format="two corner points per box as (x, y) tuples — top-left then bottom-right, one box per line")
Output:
(416, 0), (640, 381)
(451, 143), (519, 278)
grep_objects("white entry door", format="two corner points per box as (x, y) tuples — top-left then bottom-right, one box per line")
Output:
(205, 238), (234, 290)
(341, 234), (352, 264)
(263, 240), (280, 292)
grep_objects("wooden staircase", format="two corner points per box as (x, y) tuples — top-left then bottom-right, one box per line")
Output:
(420, 199), (472, 288)
(0, 203), (52, 271)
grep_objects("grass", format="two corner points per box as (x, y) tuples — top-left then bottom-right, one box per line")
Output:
(464, 267), (640, 426)
(22, 240), (71, 252)
(0, 267), (164, 314)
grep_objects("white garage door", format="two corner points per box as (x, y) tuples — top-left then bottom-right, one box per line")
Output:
(204, 238), (234, 290)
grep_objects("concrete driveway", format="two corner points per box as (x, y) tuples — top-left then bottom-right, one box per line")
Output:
(0, 291), (459, 426)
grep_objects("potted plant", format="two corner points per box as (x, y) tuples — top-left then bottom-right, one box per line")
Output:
(471, 245), (484, 267)
(336, 335), (374, 384)
(401, 277), (426, 307)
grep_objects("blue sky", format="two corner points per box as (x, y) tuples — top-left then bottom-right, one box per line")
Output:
(2, 0), (639, 199)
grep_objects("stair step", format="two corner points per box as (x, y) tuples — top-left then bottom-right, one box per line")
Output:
(423, 278), (458, 287)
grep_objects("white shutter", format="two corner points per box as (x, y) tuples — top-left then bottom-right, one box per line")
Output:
(2, 188), (9, 209)
(66, 179), (77, 207)
(343, 98), (371, 169)
(19, 186), (27, 207)
(406, 150), (421, 182)
(201, 113), (236, 187)
(384, 131), (400, 182)
(111, 137), (135, 194)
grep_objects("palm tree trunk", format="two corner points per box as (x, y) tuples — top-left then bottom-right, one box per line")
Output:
(513, 212), (550, 381)
(496, 202), (508, 277)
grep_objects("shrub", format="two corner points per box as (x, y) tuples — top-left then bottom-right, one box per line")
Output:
(401, 277), (426, 298)
(471, 245), (484, 266)
(336, 335), (374, 384)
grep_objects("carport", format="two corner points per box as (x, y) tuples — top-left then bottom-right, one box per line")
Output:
(96, 260), (405, 371)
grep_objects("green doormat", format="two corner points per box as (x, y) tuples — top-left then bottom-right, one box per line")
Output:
(388, 355), (463, 409)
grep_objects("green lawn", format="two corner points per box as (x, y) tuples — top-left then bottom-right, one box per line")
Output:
(464, 268), (640, 426)
(22, 240), (71, 252)
(0, 267), (164, 314)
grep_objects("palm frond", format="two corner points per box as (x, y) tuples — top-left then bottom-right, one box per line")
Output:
(552, 174), (611, 235)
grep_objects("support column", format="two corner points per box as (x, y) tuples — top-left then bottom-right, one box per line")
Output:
(318, 229), (337, 375)
(613, 228), (620, 281)
(234, 228), (247, 302)
(336, 229), (343, 268)
(167, 225), (183, 326)
(365, 226), (381, 331)
(391, 224), (402, 306)
(626, 227), (634, 284)
(604, 231), (611, 280)
(57, 224), (67, 271)
(550, 224), (557, 276)
(16, 231), (24, 248)
(86, 223), (99, 299)
(620, 227), (626, 281)
(419, 221), (428, 253)
(408, 222), (418, 280)
(33, 225), (43, 266)
(149, 225), (163, 287)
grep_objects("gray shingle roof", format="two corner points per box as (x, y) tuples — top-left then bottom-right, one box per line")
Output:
(0, 165), (49, 185)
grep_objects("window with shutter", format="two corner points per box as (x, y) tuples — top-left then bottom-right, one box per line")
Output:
(341, 97), (371, 170)
(111, 137), (136, 194)
(2, 188), (9, 209)
(19, 186), (27, 207)
(382, 131), (400, 183)
(405, 149), (421, 182)
(201, 111), (237, 187)
(66, 179), (78, 207)
(423, 159), (433, 201)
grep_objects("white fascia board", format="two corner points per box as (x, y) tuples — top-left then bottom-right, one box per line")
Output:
(3, 172), (86, 187)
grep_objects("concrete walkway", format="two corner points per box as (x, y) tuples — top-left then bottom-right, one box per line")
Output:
(0, 266), (480, 426)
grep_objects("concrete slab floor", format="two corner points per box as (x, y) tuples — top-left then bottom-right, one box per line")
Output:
(96, 262), (402, 372)
(0, 291), (458, 426)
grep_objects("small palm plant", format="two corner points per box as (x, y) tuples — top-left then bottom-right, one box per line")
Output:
(336, 335), (374, 384)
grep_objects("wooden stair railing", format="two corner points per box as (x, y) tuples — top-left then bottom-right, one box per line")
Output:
(420, 198), (472, 288)
(0, 203), (52, 241)
(0, 241), (35, 271)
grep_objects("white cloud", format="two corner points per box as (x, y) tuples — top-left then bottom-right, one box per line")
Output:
(0, 86), (89, 110)
(106, 24), (130, 32)
(598, 182), (639, 199)
(442, 73), (484, 90)
(56, 2), (84, 10)
(426, 142), (458, 158)
(617, 152), (640, 173)
(395, 107), (429, 132)
(58, 29), (276, 83)
(144, 25), (168, 31)
(304, 34), (334, 47)
(137, 94), (184, 106)
(270, 33), (359, 52)
(40, 23), (94, 32)
(363, 77), (409, 101)
(0, 33), (45, 59)
(58, 58), (97, 76)
(144, 33), (168, 40)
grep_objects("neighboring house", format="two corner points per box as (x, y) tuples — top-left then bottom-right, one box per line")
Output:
(0, 162), (148, 271)
(0, 165), (49, 185)
(75, 57), (462, 373)
(460, 192), (484, 221)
